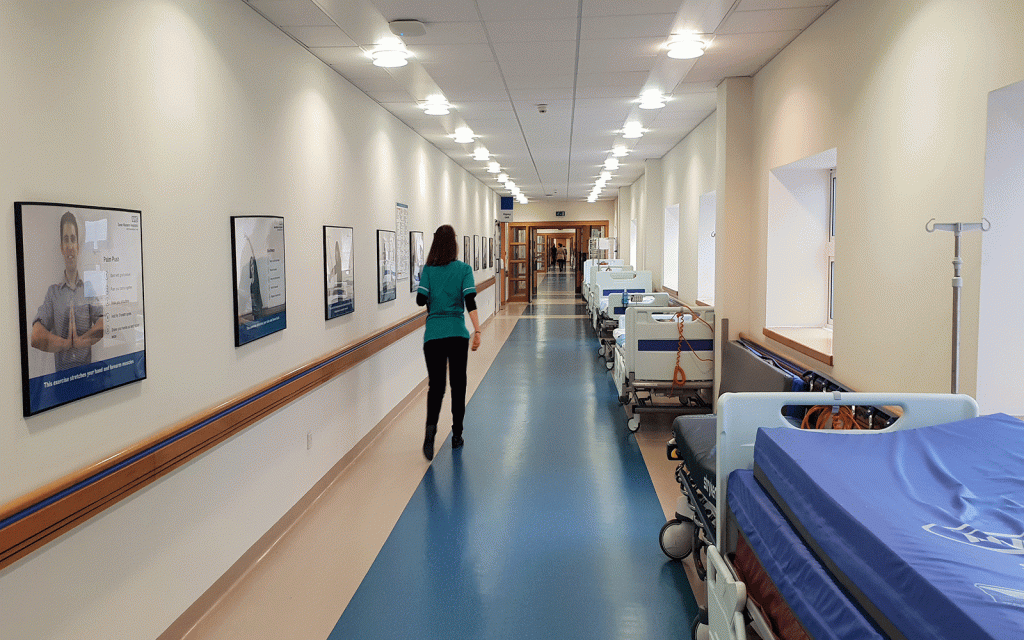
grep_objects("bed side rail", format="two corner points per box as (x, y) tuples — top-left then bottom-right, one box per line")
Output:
(714, 391), (979, 546)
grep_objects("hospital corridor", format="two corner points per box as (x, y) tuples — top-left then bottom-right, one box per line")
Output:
(4, 1), (1024, 639)
(175, 271), (699, 639)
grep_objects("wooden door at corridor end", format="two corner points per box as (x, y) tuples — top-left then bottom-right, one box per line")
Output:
(502, 221), (609, 304)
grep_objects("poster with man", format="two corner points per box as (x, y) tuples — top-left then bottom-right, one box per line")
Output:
(15, 202), (147, 416)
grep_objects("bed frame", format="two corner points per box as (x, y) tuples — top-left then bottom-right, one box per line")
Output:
(703, 391), (980, 640)
(614, 305), (714, 432)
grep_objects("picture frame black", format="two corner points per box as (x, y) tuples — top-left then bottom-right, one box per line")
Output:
(15, 201), (147, 416)
(410, 230), (424, 292)
(231, 216), (286, 347)
(464, 235), (470, 267)
(473, 234), (480, 270)
(324, 225), (354, 320)
(377, 229), (397, 303)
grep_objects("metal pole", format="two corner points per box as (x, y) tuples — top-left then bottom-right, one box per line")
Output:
(951, 227), (962, 394)
(926, 219), (988, 395)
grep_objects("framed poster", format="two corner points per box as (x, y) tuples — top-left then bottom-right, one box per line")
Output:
(489, 237), (494, 269)
(473, 234), (480, 270)
(232, 216), (286, 347)
(410, 230), (424, 292)
(324, 226), (354, 320)
(464, 235), (470, 266)
(377, 229), (397, 303)
(15, 202), (147, 416)
(395, 203), (409, 281)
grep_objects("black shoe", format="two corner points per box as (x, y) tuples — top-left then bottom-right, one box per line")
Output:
(423, 425), (437, 461)
(452, 434), (464, 449)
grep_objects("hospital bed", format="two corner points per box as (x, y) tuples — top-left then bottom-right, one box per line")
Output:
(612, 303), (714, 432)
(587, 266), (644, 331)
(589, 270), (652, 358)
(696, 392), (1023, 640)
(581, 259), (623, 306)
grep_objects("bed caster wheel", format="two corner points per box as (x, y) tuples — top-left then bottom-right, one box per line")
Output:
(627, 416), (640, 432)
(598, 345), (605, 357)
(660, 517), (695, 560)
(605, 359), (614, 370)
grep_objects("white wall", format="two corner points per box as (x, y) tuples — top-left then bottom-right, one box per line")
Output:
(659, 112), (717, 302)
(509, 199), (615, 224)
(748, 0), (1024, 392)
(0, 2), (497, 639)
(625, 0), (1024, 393)
(978, 78), (1024, 413)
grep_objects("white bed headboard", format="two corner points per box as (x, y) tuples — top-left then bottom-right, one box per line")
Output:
(714, 391), (979, 546)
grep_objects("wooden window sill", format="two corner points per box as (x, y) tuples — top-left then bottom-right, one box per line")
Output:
(763, 326), (833, 366)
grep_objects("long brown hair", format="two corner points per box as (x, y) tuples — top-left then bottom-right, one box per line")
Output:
(425, 224), (458, 266)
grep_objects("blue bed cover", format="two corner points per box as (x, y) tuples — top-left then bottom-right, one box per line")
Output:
(753, 414), (1024, 640)
(728, 469), (885, 640)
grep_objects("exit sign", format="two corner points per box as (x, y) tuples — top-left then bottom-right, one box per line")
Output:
(555, 210), (566, 217)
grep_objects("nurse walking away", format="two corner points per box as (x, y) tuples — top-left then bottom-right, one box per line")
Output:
(416, 225), (481, 461)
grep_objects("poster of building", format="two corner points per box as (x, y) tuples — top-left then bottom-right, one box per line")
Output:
(395, 203), (409, 281)
(410, 230), (424, 292)
(15, 201), (147, 416)
(378, 229), (397, 303)
(324, 225), (354, 319)
(232, 216), (286, 346)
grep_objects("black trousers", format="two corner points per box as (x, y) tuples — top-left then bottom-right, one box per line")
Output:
(423, 337), (469, 435)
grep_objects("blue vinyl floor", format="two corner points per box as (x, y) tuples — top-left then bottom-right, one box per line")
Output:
(328, 272), (698, 639)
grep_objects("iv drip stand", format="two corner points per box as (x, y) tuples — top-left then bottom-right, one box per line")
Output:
(926, 218), (990, 393)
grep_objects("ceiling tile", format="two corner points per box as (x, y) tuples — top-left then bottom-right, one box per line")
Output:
(581, 14), (677, 40)
(578, 39), (661, 74)
(718, 6), (828, 34)
(247, 0), (334, 27)
(582, 0), (686, 16)
(486, 18), (578, 43)
(736, 0), (833, 10)
(283, 25), (357, 48)
(477, 0), (581, 22)
(367, 0), (480, 23)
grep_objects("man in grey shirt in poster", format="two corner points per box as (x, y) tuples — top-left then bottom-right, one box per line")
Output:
(30, 211), (104, 371)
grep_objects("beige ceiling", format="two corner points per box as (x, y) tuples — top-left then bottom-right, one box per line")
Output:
(243, 0), (836, 202)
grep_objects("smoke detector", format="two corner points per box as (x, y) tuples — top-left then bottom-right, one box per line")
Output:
(389, 20), (426, 38)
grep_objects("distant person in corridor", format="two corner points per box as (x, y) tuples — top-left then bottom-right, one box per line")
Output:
(416, 225), (481, 461)
(556, 243), (567, 271)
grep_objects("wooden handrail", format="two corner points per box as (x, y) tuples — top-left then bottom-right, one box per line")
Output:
(0, 309), (431, 572)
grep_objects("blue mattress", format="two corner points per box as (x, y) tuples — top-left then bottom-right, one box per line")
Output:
(753, 414), (1024, 640)
(728, 469), (885, 640)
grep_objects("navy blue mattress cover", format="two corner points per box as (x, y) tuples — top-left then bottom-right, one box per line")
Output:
(728, 469), (885, 640)
(753, 414), (1024, 640)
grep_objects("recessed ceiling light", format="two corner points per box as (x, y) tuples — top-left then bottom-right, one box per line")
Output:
(622, 122), (644, 139)
(497, 172), (508, 183)
(612, 145), (628, 157)
(452, 127), (475, 143)
(638, 89), (666, 109)
(422, 94), (450, 115)
(473, 147), (490, 161)
(487, 161), (501, 173)
(370, 39), (411, 67)
(604, 158), (620, 171)
(666, 34), (706, 60)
